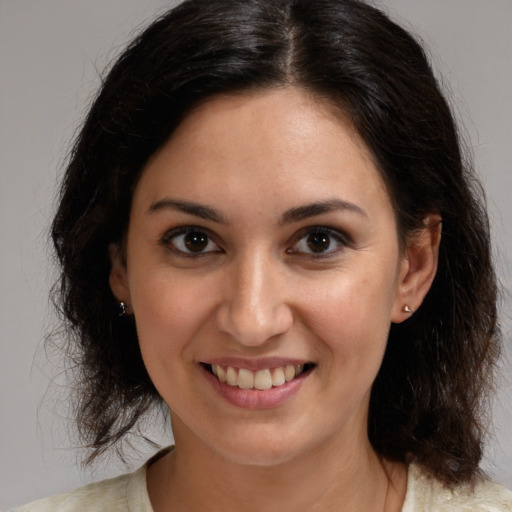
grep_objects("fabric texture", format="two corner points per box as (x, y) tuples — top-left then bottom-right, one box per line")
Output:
(402, 464), (512, 512)
(12, 465), (151, 512)
(13, 456), (512, 511)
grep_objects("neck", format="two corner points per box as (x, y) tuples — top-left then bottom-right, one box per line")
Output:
(147, 420), (407, 512)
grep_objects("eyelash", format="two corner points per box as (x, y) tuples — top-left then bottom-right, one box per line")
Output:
(160, 225), (352, 259)
(160, 226), (222, 258)
(287, 226), (352, 258)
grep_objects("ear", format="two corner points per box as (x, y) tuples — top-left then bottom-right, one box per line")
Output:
(392, 215), (442, 323)
(108, 242), (131, 306)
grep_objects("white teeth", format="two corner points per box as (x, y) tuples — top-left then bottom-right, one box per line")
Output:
(271, 367), (286, 387)
(226, 366), (237, 386)
(217, 366), (227, 383)
(238, 369), (254, 389)
(284, 364), (296, 382)
(210, 363), (308, 390)
(254, 369), (272, 390)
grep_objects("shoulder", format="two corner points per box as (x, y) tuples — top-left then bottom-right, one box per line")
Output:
(403, 463), (512, 512)
(11, 465), (152, 512)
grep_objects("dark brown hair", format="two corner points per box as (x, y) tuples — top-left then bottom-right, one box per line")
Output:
(51, 0), (500, 485)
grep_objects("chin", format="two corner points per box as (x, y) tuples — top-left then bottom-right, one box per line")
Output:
(207, 427), (319, 468)
(223, 445), (301, 468)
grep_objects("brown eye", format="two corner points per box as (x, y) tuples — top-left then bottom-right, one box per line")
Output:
(307, 232), (331, 253)
(185, 231), (209, 252)
(164, 228), (220, 256)
(288, 227), (349, 257)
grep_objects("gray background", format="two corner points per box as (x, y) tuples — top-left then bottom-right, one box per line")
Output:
(1, 1), (511, 509)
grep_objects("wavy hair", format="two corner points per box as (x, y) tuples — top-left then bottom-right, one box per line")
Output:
(51, 0), (500, 485)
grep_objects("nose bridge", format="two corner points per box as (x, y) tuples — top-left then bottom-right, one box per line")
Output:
(216, 248), (292, 346)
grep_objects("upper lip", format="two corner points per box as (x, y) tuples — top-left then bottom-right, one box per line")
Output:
(200, 357), (313, 372)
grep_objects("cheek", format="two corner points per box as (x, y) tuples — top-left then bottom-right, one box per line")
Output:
(298, 265), (397, 361)
(130, 274), (216, 408)
(130, 269), (214, 363)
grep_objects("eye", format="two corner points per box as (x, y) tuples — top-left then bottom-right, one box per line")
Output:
(288, 227), (349, 257)
(162, 227), (221, 256)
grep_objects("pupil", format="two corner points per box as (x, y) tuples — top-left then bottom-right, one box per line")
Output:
(307, 233), (330, 253)
(185, 232), (208, 252)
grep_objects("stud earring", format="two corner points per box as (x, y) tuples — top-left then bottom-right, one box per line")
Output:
(118, 301), (128, 317)
(403, 304), (413, 313)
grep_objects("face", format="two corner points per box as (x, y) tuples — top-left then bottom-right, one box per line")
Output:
(110, 88), (434, 467)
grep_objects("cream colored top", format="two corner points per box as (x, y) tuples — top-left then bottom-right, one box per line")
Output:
(13, 460), (512, 511)
(402, 464), (512, 512)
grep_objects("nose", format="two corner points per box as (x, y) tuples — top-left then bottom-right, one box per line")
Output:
(215, 252), (293, 347)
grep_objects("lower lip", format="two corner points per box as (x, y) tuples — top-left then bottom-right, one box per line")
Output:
(200, 365), (309, 410)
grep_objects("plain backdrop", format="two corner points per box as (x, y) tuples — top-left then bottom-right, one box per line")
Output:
(1, 1), (511, 509)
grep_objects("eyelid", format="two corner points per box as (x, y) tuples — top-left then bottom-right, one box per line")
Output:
(160, 225), (222, 257)
(286, 226), (353, 257)
(160, 224), (353, 259)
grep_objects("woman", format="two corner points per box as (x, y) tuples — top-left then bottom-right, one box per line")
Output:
(15, 0), (512, 510)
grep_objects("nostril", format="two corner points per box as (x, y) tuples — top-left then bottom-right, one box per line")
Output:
(215, 301), (294, 347)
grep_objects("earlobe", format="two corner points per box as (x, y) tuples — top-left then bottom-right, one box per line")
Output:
(392, 215), (442, 323)
(108, 242), (130, 305)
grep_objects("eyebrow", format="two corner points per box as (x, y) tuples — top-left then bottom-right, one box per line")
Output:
(147, 198), (229, 224)
(147, 197), (367, 225)
(280, 199), (367, 224)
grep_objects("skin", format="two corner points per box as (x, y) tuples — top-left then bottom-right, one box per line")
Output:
(110, 87), (441, 511)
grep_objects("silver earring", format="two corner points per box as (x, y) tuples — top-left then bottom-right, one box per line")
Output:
(118, 301), (128, 317)
(403, 304), (413, 313)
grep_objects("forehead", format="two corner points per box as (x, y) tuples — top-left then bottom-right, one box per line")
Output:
(135, 87), (392, 219)
(175, 87), (372, 165)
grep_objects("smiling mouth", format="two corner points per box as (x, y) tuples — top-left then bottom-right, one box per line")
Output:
(202, 363), (315, 390)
